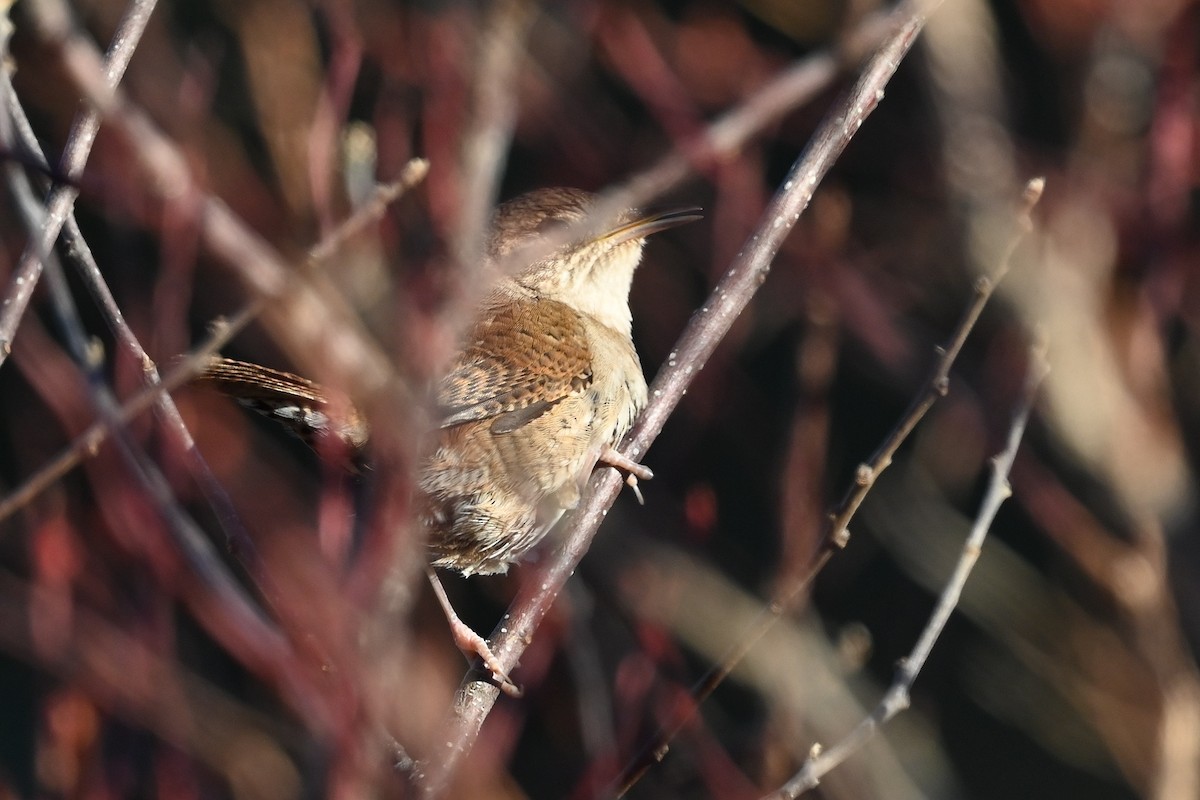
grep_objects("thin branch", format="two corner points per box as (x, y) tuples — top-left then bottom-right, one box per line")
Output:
(613, 175), (1046, 797)
(827, 179), (1045, 546)
(417, 1), (945, 794)
(453, 0), (537, 268)
(0, 160), (428, 525)
(0, 0), (157, 362)
(766, 342), (1049, 799)
(427, 5), (899, 362)
(309, 158), (430, 264)
(19, 0), (407, 433)
(0, 309), (256, 524)
(0, 133), (338, 732)
(2, 59), (281, 610)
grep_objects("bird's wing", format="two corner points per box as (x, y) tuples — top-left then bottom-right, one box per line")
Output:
(438, 298), (593, 432)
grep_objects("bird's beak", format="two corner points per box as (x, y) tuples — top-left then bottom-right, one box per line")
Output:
(601, 206), (703, 245)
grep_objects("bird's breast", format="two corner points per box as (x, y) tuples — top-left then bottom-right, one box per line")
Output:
(421, 312), (647, 574)
(579, 317), (648, 444)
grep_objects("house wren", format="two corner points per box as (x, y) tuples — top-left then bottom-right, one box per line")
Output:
(199, 187), (700, 689)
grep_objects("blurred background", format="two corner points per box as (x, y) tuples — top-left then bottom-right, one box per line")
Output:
(0, 0), (1198, 797)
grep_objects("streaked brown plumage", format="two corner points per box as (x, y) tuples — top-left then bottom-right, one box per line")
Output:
(199, 187), (699, 688)
(421, 188), (701, 573)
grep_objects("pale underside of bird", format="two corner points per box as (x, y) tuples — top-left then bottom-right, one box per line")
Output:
(199, 187), (700, 692)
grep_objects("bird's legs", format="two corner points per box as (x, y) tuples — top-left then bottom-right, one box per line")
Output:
(426, 567), (522, 697)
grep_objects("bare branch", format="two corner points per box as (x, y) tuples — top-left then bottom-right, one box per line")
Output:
(0, 0), (157, 362)
(613, 175), (1046, 796)
(766, 342), (1049, 799)
(0, 159), (428, 524)
(453, 0), (537, 267)
(418, 1), (946, 794)
(309, 158), (430, 265)
(429, 5), (899, 359)
(827, 177), (1045, 546)
(17, 0), (407, 435)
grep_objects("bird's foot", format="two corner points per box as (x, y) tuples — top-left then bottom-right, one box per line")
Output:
(599, 445), (653, 505)
(427, 568), (522, 697)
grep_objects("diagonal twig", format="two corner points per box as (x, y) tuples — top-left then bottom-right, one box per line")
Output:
(17, 0), (411, 444)
(5, 0), (891, 522)
(418, 1), (946, 794)
(766, 341), (1049, 798)
(0, 158), (429, 526)
(426, 5), (899, 366)
(0, 0), (157, 363)
(614, 175), (1046, 796)
(453, 0), (537, 270)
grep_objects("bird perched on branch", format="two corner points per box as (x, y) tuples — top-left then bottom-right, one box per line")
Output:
(200, 187), (700, 693)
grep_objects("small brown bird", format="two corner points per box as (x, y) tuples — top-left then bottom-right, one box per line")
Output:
(201, 187), (700, 690)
